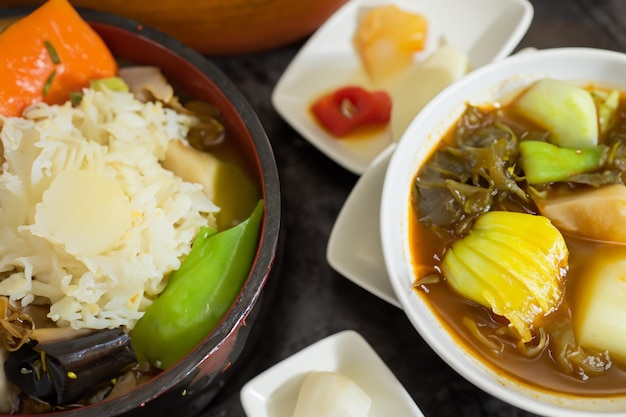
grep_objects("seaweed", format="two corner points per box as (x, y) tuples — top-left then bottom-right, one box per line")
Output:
(414, 105), (529, 235)
(414, 103), (626, 238)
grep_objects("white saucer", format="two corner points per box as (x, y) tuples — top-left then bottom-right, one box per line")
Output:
(272, 0), (534, 174)
(240, 330), (424, 417)
(327, 145), (400, 307)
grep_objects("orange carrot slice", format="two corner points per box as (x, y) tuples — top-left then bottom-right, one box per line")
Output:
(0, 0), (117, 117)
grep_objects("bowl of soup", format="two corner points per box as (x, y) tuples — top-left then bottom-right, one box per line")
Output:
(381, 47), (626, 416)
(0, 1), (280, 415)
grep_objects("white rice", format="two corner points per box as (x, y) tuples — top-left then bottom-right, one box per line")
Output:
(0, 88), (219, 330)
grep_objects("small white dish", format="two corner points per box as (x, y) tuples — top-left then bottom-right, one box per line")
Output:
(272, 0), (534, 174)
(327, 144), (400, 308)
(240, 330), (424, 417)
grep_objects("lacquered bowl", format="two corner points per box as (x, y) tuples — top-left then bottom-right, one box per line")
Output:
(0, 6), (281, 417)
(380, 48), (626, 417)
(0, 0), (349, 54)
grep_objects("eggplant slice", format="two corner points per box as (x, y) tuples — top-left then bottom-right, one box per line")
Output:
(5, 328), (136, 406)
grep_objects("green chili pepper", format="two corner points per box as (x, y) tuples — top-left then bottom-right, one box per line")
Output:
(519, 140), (605, 184)
(130, 199), (264, 369)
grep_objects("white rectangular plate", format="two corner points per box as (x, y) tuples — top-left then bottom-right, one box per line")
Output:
(272, 0), (533, 174)
(240, 330), (424, 417)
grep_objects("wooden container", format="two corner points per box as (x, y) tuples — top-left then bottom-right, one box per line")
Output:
(0, 0), (348, 55)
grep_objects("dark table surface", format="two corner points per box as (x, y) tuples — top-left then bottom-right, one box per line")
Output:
(200, 1), (626, 416)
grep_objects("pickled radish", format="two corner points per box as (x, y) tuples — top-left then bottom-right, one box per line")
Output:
(353, 4), (427, 84)
(390, 43), (468, 139)
(292, 371), (372, 417)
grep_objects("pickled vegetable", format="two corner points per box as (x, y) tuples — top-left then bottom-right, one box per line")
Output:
(390, 43), (468, 139)
(310, 86), (392, 137)
(353, 4), (427, 84)
(441, 211), (568, 343)
(292, 372), (372, 417)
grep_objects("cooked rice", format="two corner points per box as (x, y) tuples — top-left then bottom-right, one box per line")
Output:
(0, 88), (218, 330)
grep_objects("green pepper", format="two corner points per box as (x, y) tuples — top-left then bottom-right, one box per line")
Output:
(519, 140), (605, 184)
(130, 199), (264, 369)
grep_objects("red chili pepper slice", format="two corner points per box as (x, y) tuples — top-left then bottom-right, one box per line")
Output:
(311, 86), (392, 137)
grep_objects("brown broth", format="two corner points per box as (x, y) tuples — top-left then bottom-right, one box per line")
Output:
(410, 210), (626, 396)
(408, 85), (626, 397)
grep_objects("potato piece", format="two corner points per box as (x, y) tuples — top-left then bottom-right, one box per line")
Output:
(353, 4), (427, 84)
(162, 140), (259, 229)
(292, 372), (372, 417)
(512, 78), (598, 148)
(442, 211), (568, 342)
(31, 170), (132, 256)
(574, 246), (626, 364)
(536, 184), (626, 243)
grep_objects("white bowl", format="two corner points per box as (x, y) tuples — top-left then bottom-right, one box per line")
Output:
(240, 330), (424, 417)
(380, 47), (626, 416)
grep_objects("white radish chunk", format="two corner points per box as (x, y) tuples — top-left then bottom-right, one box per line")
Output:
(390, 43), (468, 140)
(292, 371), (372, 417)
(512, 78), (598, 148)
(32, 170), (132, 256)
